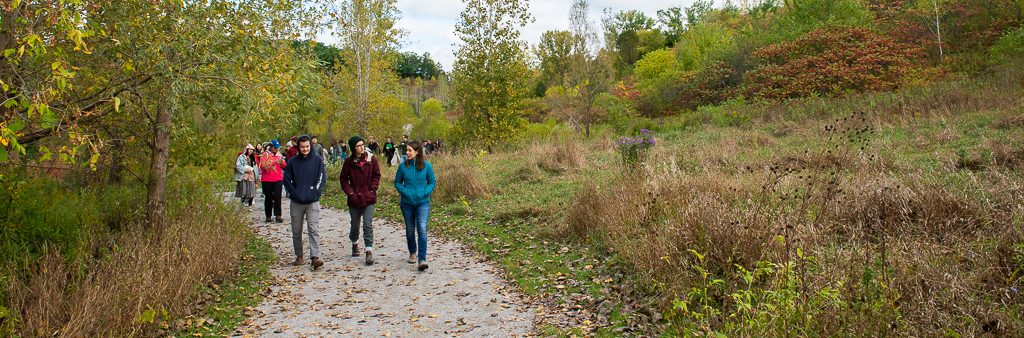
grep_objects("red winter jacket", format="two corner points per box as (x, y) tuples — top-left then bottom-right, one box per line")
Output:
(340, 152), (381, 209)
(257, 151), (286, 182)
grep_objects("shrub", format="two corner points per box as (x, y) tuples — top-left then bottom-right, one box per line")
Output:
(524, 137), (586, 174)
(743, 26), (927, 101)
(3, 172), (248, 336)
(430, 154), (489, 203)
(594, 93), (639, 133)
(990, 25), (1024, 65)
(616, 128), (656, 167)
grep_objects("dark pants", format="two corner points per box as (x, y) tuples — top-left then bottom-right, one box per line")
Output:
(349, 205), (375, 250)
(262, 181), (283, 218)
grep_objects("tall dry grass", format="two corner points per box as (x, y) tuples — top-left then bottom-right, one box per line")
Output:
(429, 154), (490, 203)
(5, 178), (248, 337)
(561, 111), (1024, 335)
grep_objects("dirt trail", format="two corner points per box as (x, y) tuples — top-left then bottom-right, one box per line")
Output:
(232, 197), (536, 337)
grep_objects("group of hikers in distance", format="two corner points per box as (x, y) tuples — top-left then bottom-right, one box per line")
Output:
(233, 134), (437, 272)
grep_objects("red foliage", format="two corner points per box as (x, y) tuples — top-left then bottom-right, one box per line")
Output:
(742, 26), (927, 101)
(612, 80), (640, 101)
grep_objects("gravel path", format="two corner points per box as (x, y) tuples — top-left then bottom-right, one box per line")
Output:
(232, 196), (536, 337)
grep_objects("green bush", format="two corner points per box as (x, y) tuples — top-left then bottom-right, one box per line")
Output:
(594, 92), (639, 133)
(990, 26), (1024, 65)
(700, 97), (752, 127)
(1, 177), (106, 267)
(522, 119), (574, 145)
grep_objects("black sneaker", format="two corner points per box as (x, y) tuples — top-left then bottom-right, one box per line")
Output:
(275, 217), (284, 223)
(265, 217), (272, 223)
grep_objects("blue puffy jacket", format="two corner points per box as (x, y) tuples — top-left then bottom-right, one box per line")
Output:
(394, 160), (436, 206)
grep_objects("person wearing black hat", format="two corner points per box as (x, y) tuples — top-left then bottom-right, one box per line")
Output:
(340, 136), (382, 265)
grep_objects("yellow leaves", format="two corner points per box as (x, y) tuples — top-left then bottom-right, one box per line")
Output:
(113, 97), (121, 112)
(122, 60), (135, 73)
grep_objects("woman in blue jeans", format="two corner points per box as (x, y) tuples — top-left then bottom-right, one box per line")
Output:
(394, 140), (436, 271)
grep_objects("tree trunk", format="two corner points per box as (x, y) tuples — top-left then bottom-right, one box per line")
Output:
(108, 138), (124, 184)
(933, 0), (944, 63)
(146, 99), (172, 229)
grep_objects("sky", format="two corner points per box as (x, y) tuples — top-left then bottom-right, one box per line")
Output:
(316, 0), (711, 71)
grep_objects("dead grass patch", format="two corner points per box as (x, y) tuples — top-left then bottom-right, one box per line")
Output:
(7, 195), (246, 337)
(431, 154), (490, 203)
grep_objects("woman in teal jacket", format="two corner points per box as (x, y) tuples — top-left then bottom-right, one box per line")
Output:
(394, 140), (436, 271)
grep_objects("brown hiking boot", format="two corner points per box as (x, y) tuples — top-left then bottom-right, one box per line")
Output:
(291, 256), (304, 266)
(275, 217), (284, 223)
(417, 260), (429, 271)
(352, 243), (360, 257)
(407, 254), (416, 264)
(311, 257), (324, 270)
(365, 251), (375, 265)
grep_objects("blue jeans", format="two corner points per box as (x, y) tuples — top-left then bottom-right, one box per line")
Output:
(400, 202), (430, 262)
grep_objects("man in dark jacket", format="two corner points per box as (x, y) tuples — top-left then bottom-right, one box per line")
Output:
(340, 136), (382, 265)
(284, 135), (327, 270)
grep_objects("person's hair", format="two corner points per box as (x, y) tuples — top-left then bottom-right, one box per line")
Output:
(297, 135), (311, 146)
(402, 134), (408, 139)
(290, 136), (298, 142)
(407, 140), (426, 171)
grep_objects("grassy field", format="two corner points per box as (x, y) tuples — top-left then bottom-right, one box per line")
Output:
(322, 67), (1024, 336)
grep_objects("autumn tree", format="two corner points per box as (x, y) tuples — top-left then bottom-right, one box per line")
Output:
(332, 0), (404, 136)
(563, 0), (613, 137)
(451, 0), (533, 153)
(2, 0), (320, 227)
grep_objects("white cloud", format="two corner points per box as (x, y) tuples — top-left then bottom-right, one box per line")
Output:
(317, 0), (712, 71)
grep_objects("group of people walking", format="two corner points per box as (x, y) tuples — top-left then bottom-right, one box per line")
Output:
(234, 135), (437, 271)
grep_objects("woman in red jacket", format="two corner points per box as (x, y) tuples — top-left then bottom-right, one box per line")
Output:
(258, 139), (287, 223)
(340, 136), (382, 265)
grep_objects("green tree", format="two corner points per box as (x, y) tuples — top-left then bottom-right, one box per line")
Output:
(411, 98), (449, 139)
(3, 0), (320, 227)
(602, 9), (661, 73)
(451, 0), (533, 153)
(657, 7), (686, 47)
(534, 30), (574, 87)
(395, 52), (442, 79)
(332, 0), (404, 136)
(685, 0), (714, 26)
(563, 0), (613, 137)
